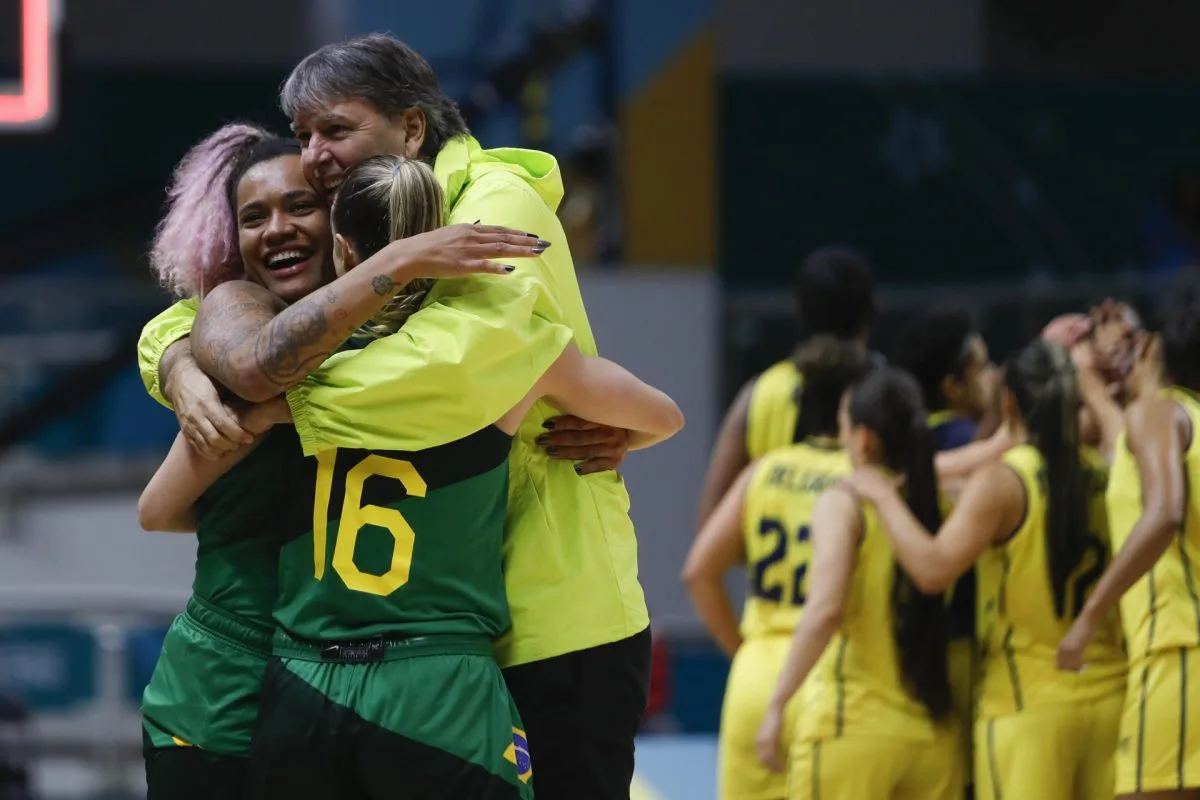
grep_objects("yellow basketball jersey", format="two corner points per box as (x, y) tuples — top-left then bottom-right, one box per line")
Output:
(745, 359), (802, 460)
(1108, 386), (1200, 658)
(975, 445), (1126, 718)
(740, 441), (850, 639)
(797, 502), (942, 742)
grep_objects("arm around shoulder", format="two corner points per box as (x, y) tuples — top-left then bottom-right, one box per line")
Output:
(190, 281), (289, 402)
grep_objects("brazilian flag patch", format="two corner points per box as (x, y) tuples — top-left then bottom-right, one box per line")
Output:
(503, 727), (532, 784)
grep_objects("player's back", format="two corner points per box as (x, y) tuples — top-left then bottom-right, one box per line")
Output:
(745, 359), (802, 461)
(1109, 386), (1200, 658)
(798, 501), (940, 742)
(191, 427), (299, 626)
(718, 441), (848, 800)
(275, 425), (512, 643)
(976, 444), (1126, 717)
(740, 441), (849, 637)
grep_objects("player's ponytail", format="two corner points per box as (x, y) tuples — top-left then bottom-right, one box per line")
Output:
(151, 122), (284, 298)
(792, 336), (872, 440)
(331, 154), (445, 337)
(847, 368), (952, 720)
(1005, 339), (1091, 618)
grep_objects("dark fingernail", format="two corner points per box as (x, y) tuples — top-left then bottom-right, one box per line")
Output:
(504, 265), (516, 272)
(473, 219), (482, 224)
(535, 435), (549, 445)
(546, 447), (558, 456)
(525, 232), (540, 238)
(533, 240), (552, 252)
(574, 465), (584, 475)
(542, 419), (555, 430)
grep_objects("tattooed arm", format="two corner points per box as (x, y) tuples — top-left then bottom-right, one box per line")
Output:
(191, 274), (395, 403)
(191, 223), (542, 402)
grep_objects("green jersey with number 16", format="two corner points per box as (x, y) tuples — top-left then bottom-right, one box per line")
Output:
(275, 425), (512, 642)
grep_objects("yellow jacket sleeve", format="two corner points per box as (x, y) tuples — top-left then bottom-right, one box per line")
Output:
(287, 171), (576, 455)
(287, 270), (572, 455)
(137, 298), (198, 408)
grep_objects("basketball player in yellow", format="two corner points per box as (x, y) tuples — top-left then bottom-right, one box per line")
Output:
(695, 247), (877, 524)
(850, 338), (1126, 800)
(683, 337), (870, 800)
(895, 307), (999, 800)
(696, 246), (1008, 541)
(757, 367), (960, 800)
(1060, 283), (1200, 800)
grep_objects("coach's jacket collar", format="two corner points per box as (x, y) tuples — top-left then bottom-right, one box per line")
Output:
(434, 135), (565, 214)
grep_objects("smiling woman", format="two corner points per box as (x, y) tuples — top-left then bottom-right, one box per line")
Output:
(231, 140), (335, 303)
(139, 122), (333, 800)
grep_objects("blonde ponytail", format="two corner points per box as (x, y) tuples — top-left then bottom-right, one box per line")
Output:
(330, 155), (446, 337)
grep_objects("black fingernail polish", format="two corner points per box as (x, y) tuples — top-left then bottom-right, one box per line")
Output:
(473, 219), (482, 224)
(542, 420), (556, 430)
(546, 447), (558, 456)
(504, 265), (516, 272)
(536, 239), (552, 250)
(535, 436), (549, 446)
(532, 246), (547, 255)
(574, 465), (584, 475)
(526, 232), (539, 238)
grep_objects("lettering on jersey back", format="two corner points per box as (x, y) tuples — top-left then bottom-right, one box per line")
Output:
(766, 465), (841, 495)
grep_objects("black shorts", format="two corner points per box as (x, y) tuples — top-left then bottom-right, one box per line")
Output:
(143, 731), (247, 800)
(502, 627), (653, 800)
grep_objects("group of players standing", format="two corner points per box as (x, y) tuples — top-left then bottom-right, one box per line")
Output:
(131, 33), (686, 800)
(686, 249), (1200, 800)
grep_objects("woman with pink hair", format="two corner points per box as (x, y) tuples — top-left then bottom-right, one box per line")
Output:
(134, 122), (542, 799)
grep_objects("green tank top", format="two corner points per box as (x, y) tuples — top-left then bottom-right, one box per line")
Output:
(275, 425), (513, 641)
(190, 428), (299, 628)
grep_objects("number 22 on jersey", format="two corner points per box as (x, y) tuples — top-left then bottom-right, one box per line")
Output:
(752, 518), (811, 605)
(312, 450), (427, 597)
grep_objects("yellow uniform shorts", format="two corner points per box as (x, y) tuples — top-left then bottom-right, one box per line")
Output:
(718, 637), (802, 800)
(948, 638), (975, 788)
(1116, 647), (1200, 795)
(787, 730), (961, 800)
(975, 694), (1122, 800)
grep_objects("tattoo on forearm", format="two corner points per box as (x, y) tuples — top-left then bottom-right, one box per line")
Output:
(193, 299), (278, 384)
(254, 299), (332, 385)
(372, 275), (396, 296)
(195, 280), (388, 394)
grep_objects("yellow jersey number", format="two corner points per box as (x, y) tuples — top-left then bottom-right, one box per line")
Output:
(312, 451), (427, 597)
(751, 518), (810, 605)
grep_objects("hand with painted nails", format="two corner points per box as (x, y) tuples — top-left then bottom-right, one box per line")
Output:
(537, 415), (631, 474)
(384, 223), (550, 283)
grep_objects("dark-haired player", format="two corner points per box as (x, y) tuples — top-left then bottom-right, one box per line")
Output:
(1060, 281), (1200, 799)
(852, 339), (1125, 800)
(894, 307), (997, 798)
(757, 368), (961, 798)
(696, 246), (878, 525)
(894, 308), (994, 452)
(684, 336), (870, 800)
